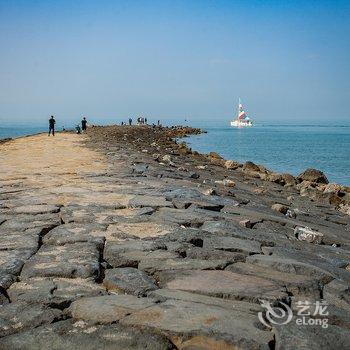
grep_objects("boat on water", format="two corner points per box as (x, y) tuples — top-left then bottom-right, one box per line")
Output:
(230, 99), (253, 127)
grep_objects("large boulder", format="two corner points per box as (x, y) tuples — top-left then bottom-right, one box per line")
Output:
(323, 183), (342, 194)
(208, 152), (223, 159)
(281, 173), (298, 186)
(224, 160), (241, 170)
(208, 152), (225, 167)
(241, 161), (269, 178)
(297, 168), (329, 184)
(267, 173), (297, 186)
(242, 161), (260, 172)
(271, 203), (289, 214)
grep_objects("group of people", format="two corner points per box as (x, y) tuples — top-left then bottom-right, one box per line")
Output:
(48, 116), (87, 136)
(48, 115), (162, 136)
(124, 117), (148, 126)
(125, 117), (161, 126)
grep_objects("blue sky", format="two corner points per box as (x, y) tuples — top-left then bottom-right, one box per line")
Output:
(0, 0), (349, 125)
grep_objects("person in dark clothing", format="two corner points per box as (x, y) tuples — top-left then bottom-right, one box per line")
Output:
(81, 117), (87, 132)
(129, 118), (132, 126)
(145, 118), (147, 124)
(48, 116), (56, 136)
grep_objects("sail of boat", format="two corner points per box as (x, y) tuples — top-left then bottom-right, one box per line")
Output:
(230, 98), (253, 127)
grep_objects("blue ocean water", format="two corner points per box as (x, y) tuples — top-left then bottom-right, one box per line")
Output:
(185, 121), (350, 186)
(0, 126), (47, 139)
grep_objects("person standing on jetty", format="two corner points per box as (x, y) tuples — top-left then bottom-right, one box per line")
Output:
(129, 117), (132, 126)
(48, 116), (56, 136)
(81, 117), (87, 132)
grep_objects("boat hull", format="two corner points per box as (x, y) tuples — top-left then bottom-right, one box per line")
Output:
(230, 120), (253, 127)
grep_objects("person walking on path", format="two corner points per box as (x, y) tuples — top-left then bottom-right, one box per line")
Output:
(81, 117), (87, 132)
(48, 116), (56, 136)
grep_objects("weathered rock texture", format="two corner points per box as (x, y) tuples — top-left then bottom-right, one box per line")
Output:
(0, 125), (349, 349)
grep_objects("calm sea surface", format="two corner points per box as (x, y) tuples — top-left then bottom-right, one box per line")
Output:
(185, 121), (350, 186)
(0, 126), (47, 139)
(1, 122), (349, 186)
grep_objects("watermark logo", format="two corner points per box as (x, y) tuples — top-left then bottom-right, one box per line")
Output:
(258, 300), (293, 327)
(258, 300), (329, 329)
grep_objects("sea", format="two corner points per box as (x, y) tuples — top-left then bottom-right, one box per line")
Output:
(1, 122), (349, 186)
(0, 126), (47, 139)
(184, 121), (350, 186)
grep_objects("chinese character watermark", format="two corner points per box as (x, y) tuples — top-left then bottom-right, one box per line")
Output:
(258, 300), (329, 329)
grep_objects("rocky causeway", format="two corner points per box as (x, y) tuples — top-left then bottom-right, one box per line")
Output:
(0, 125), (349, 349)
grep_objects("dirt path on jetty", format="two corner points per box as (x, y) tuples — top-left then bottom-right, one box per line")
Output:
(0, 127), (349, 349)
(0, 133), (108, 206)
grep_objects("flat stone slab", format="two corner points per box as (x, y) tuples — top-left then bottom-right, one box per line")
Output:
(106, 222), (175, 239)
(203, 235), (261, 255)
(11, 204), (60, 215)
(152, 207), (218, 227)
(173, 198), (224, 211)
(20, 242), (101, 279)
(323, 280), (350, 311)
(0, 230), (39, 252)
(165, 188), (240, 207)
(69, 295), (155, 323)
(104, 239), (162, 262)
(59, 206), (100, 224)
(109, 249), (179, 268)
(103, 268), (158, 296)
(128, 195), (173, 209)
(274, 320), (350, 350)
(138, 258), (229, 274)
(112, 207), (155, 218)
(104, 239), (164, 256)
(263, 246), (349, 269)
(121, 299), (273, 349)
(0, 273), (16, 291)
(148, 288), (263, 315)
(0, 319), (173, 350)
(8, 278), (107, 306)
(246, 255), (334, 284)
(0, 301), (61, 337)
(261, 246), (350, 284)
(158, 269), (287, 303)
(0, 217), (60, 232)
(185, 246), (246, 263)
(104, 240), (178, 267)
(201, 220), (287, 246)
(226, 262), (320, 296)
(0, 250), (33, 277)
(43, 225), (105, 246)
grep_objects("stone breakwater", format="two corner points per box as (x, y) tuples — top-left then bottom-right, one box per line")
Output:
(0, 125), (349, 350)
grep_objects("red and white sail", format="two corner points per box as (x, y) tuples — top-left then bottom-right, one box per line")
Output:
(238, 103), (247, 120)
(230, 98), (253, 127)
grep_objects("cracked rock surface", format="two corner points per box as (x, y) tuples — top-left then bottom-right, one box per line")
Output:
(0, 126), (349, 349)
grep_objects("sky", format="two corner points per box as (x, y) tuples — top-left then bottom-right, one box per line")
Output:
(0, 0), (349, 126)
